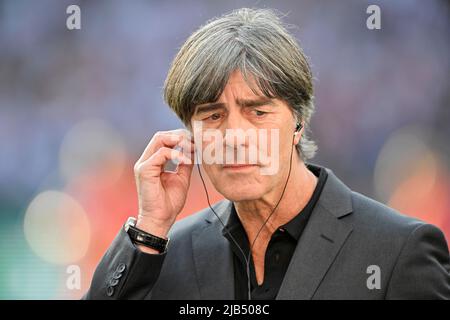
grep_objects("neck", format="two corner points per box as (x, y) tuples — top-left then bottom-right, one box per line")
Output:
(234, 159), (318, 247)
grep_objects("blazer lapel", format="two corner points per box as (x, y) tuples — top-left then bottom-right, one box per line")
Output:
(192, 200), (235, 299)
(277, 168), (354, 299)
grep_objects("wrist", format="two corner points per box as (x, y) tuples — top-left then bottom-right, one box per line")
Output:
(136, 216), (172, 239)
(125, 217), (170, 254)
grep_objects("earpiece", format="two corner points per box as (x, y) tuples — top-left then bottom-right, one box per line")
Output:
(295, 122), (303, 133)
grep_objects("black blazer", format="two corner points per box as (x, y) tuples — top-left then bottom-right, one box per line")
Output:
(84, 165), (450, 299)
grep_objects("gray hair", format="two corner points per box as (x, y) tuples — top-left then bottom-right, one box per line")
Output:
(164, 8), (317, 160)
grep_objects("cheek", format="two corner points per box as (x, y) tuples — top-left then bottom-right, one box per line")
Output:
(201, 164), (222, 182)
(280, 128), (296, 152)
(264, 130), (293, 163)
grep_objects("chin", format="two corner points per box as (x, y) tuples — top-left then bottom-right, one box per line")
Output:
(215, 182), (266, 202)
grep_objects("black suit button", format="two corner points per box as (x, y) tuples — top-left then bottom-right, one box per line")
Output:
(116, 263), (126, 273)
(112, 271), (123, 279)
(106, 286), (114, 297)
(109, 278), (119, 287)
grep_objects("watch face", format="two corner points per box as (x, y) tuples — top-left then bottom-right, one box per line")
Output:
(124, 217), (136, 233)
(164, 238), (170, 250)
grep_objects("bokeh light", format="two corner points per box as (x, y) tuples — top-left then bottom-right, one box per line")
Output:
(374, 125), (450, 240)
(59, 118), (127, 188)
(23, 190), (91, 265)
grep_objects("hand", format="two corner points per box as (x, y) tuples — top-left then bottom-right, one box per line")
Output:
(133, 129), (194, 240)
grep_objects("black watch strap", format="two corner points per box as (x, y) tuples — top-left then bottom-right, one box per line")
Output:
(125, 217), (169, 253)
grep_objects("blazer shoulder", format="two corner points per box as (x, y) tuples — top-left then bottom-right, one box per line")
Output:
(346, 191), (449, 277)
(349, 190), (430, 238)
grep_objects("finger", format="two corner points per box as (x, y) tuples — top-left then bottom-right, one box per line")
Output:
(176, 137), (195, 165)
(139, 147), (192, 175)
(138, 130), (194, 163)
(136, 153), (184, 179)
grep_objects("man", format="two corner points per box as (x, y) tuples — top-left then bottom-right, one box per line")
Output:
(84, 8), (450, 300)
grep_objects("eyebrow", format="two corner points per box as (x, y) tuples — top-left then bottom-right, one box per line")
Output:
(194, 103), (226, 115)
(236, 97), (276, 108)
(194, 97), (275, 115)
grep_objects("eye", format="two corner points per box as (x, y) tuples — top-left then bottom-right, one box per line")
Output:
(208, 113), (222, 121)
(254, 110), (267, 117)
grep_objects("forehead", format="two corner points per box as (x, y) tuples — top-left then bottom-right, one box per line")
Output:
(193, 70), (293, 113)
(192, 70), (272, 112)
(191, 69), (295, 121)
(224, 70), (262, 97)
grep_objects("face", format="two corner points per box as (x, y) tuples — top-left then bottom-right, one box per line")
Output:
(190, 70), (301, 202)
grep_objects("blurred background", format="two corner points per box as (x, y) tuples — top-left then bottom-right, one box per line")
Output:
(0, 0), (449, 299)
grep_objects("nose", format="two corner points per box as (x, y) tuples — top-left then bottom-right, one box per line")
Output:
(223, 111), (250, 149)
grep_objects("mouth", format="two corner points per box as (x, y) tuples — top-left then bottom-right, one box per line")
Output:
(222, 164), (259, 171)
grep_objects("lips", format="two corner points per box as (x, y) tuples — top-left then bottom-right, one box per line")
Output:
(222, 164), (259, 170)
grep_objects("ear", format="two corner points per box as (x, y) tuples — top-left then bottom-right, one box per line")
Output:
(293, 121), (304, 145)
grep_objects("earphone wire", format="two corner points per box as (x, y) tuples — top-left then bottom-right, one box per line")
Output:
(196, 128), (297, 300)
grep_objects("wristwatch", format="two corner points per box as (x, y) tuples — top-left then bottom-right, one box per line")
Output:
(124, 217), (170, 253)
